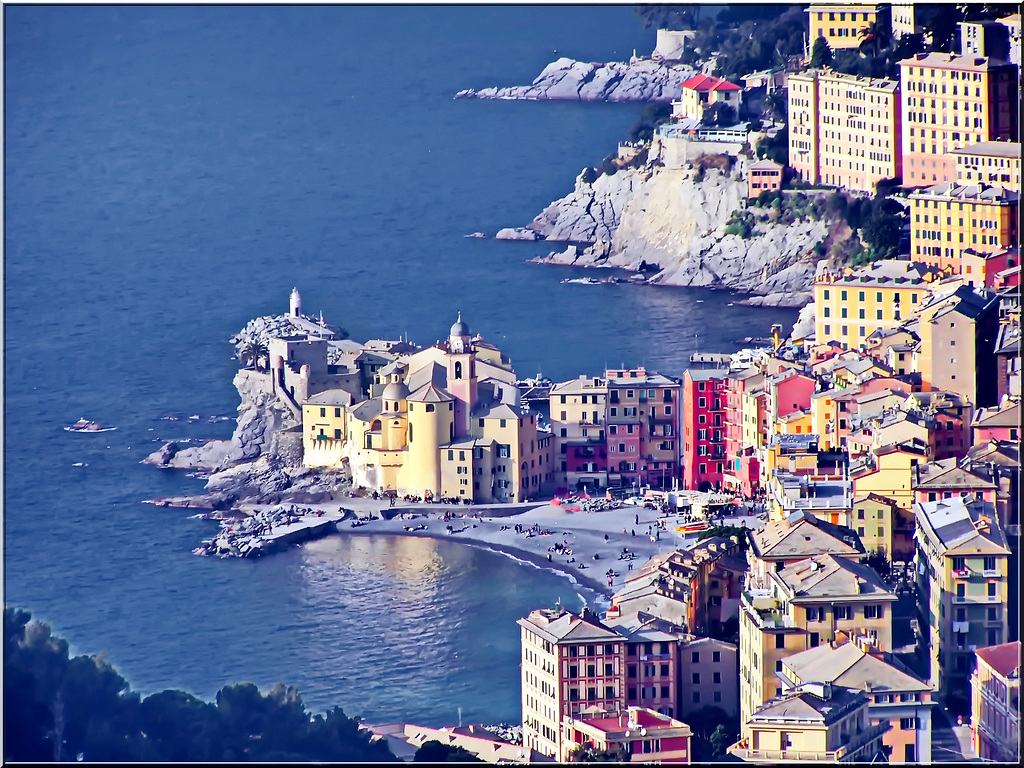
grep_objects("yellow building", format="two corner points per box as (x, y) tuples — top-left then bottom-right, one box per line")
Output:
(786, 69), (901, 191)
(730, 683), (889, 762)
(899, 52), (1020, 188)
(740, 554), (896, 723)
(807, 3), (882, 50)
(302, 315), (553, 503)
(913, 496), (1011, 698)
(851, 492), (900, 559)
(814, 260), (939, 351)
(909, 182), (1019, 271)
(850, 441), (927, 513)
(952, 141), (1021, 192)
(549, 375), (607, 489)
(970, 641), (1021, 763)
(780, 636), (935, 764)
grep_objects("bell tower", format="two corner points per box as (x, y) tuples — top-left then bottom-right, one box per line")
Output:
(447, 312), (477, 437)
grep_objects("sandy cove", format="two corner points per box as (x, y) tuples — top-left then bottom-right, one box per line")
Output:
(240, 496), (765, 599)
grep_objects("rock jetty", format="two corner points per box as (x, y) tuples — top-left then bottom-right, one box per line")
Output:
(193, 504), (348, 558)
(456, 57), (694, 102)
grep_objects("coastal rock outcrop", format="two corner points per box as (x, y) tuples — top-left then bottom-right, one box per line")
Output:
(524, 164), (828, 306)
(145, 319), (354, 509)
(456, 57), (694, 102)
(528, 167), (646, 244)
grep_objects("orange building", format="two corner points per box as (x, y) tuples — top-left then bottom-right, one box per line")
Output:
(899, 52), (1019, 188)
(909, 182), (1019, 271)
(748, 159), (783, 198)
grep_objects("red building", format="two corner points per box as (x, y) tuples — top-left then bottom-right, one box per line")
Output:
(561, 707), (693, 763)
(682, 368), (730, 491)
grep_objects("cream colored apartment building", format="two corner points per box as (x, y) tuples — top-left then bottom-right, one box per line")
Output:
(787, 69), (901, 191)
(899, 52), (1019, 188)
(952, 141), (1021, 192)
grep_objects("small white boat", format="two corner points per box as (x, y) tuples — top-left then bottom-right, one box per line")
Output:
(561, 277), (601, 285)
(65, 418), (117, 433)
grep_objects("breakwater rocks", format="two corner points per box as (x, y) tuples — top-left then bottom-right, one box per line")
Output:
(526, 165), (827, 307)
(455, 57), (694, 102)
(193, 504), (349, 558)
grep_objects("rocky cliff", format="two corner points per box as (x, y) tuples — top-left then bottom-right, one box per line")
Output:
(456, 57), (694, 102)
(144, 324), (352, 508)
(526, 164), (830, 307)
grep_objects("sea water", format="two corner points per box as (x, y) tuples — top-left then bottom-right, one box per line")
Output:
(4, 6), (797, 725)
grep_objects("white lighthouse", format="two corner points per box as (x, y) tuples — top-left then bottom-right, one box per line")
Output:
(290, 287), (302, 318)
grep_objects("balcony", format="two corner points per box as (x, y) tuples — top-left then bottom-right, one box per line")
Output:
(953, 568), (972, 579)
(982, 569), (999, 578)
(639, 653), (672, 661)
(952, 620), (970, 634)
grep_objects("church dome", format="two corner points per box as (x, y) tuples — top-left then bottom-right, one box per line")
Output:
(450, 312), (470, 337)
(382, 380), (410, 401)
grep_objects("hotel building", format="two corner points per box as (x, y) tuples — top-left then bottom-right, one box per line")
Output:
(806, 3), (884, 50)
(729, 683), (889, 762)
(899, 52), (1019, 188)
(787, 69), (901, 191)
(740, 554), (896, 723)
(952, 140), (1021, 192)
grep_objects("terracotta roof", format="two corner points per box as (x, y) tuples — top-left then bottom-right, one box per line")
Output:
(680, 74), (742, 92)
(975, 641), (1021, 679)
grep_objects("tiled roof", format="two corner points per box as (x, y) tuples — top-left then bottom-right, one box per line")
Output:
(776, 555), (894, 601)
(783, 642), (930, 693)
(680, 73), (742, 92)
(751, 512), (863, 560)
(975, 641), (1021, 679)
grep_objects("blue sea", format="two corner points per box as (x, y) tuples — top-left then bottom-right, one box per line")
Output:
(4, 5), (797, 726)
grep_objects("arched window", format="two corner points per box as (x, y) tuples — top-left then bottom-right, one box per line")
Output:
(408, 424), (413, 443)
(455, 361), (463, 379)
(426, 404), (435, 413)
(450, 422), (455, 441)
(383, 401), (389, 412)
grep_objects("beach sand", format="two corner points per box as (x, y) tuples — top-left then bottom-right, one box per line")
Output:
(245, 497), (765, 598)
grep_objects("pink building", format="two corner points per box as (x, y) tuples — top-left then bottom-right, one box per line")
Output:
(682, 368), (730, 491)
(748, 159), (783, 198)
(561, 707), (693, 763)
(971, 641), (1020, 763)
(972, 398), (1021, 444)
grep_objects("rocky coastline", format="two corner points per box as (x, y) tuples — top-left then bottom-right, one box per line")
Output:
(455, 56), (694, 102)
(521, 163), (826, 309)
(144, 322), (354, 511)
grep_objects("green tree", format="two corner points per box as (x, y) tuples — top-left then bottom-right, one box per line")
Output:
(635, 4), (697, 30)
(710, 723), (733, 757)
(860, 197), (905, 261)
(569, 743), (629, 762)
(240, 339), (269, 371)
(4, 608), (398, 763)
(702, 102), (737, 127)
(686, 706), (738, 762)
(756, 128), (788, 166)
(698, 524), (751, 550)
(627, 102), (672, 143)
(414, 740), (483, 762)
(810, 36), (834, 68)
(858, 20), (892, 59)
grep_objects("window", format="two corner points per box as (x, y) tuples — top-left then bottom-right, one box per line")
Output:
(692, 672), (700, 684)
(900, 718), (916, 730)
(691, 651), (700, 663)
(692, 691), (700, 703)
(864, 605), (882, 619)
(776, 634), (786, 649)
(713, 672), (721, 683)
(835, 606), (850, 620)
(712, 651), (721, 663)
